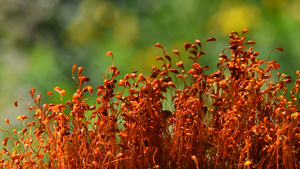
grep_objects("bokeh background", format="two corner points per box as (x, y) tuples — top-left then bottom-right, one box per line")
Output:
(1, 0), (300, 141)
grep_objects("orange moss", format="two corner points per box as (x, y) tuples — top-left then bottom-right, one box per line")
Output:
(1, 29), (300, 168)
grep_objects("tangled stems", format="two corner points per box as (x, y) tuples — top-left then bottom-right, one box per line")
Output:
(1, 29), (300, 169)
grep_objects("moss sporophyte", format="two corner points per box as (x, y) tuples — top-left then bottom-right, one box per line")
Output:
(1, 29), (300, 168)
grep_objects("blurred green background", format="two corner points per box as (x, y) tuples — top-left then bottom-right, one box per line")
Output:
(1, 0), (300, 141)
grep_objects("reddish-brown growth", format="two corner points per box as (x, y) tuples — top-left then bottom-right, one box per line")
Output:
(1, 30), (300, 168)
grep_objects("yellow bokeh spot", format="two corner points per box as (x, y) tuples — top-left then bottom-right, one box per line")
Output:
(207, 3), (261, 35)
(262, 0), (288, 9)
(66, 17), (97, 44)
(114, 13), (139, 46)
(93, 3), (119, 27)
(66, 0), (139, 46)
(66, 1), (121, 45)
(287, 0), (300, 22)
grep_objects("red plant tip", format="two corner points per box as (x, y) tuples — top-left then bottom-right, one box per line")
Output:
(34, 94), (41, 102)
(168, 68), (179, 74)
(203, 65), (209, 70)
(176, 61), (183, 67)
(17, 115), (28, 121)
(30, 88), (35, 98)
(14, 100), (18, 107)
(156, 56), (164, 61)
(2, 138), (8, 146)
(155, 43), (163, 48)
(184, 43), (192, 51)
(195, 39), (202, 48)
(164, 54), (171, 61)
(4, 118), (10, 125)
(219, 53), (228, 60)
(191, 155), (198, 161)
(106, 51), (115, 65)
(268, 47), (284, 60)
(137, 73), (146, 83)
(78, 67), (84, 76)
(206, 37), (216, 42)
(246, 40), (256, 45)
(61, 90), (67, 95)
(54, 86), (61, 92)
(72, 64), (78, 73)
(253, 52), (259, 56)
(28, 106), (35, 110)
(243, 29), (248, 34)
(275, 47), (284, 51)
(106, 51), (113, 56)
(86, 86), (93, 92)
(172, 50), (180, 55)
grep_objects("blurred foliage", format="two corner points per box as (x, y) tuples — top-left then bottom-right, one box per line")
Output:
(1, 0), (300, 140)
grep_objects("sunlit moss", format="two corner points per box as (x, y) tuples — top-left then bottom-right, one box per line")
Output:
(207, 2), (261, 35)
